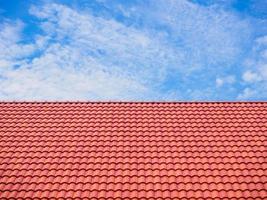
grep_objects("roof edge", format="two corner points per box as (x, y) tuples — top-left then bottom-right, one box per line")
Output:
(0, 101), (266, 103)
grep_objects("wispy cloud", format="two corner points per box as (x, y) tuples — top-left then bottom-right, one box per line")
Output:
(1, 3), (177, 100)
(238, 34), (267, 99)
(0, 0), (266, 100)
(216, 75), (235, 88)
(0, 20), (35, 63)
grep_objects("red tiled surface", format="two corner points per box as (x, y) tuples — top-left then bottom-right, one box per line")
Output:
(0, 102), (266, 199)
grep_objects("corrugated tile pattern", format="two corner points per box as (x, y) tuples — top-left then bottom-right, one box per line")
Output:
(0, 102), (266, 199)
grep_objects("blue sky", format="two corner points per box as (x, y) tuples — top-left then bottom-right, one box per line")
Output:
(0, 0), (267, 101)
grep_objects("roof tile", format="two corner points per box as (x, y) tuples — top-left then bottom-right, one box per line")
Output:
(0, 102), (266, 199)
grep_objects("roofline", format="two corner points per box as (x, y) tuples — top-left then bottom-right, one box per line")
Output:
(0, 101), (266, 103)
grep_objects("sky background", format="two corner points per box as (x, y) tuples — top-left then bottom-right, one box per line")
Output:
(0, 0), (267, 101)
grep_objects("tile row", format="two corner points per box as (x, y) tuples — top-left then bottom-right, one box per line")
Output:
(1, 111), (265, 118)
(0, 106), (265, 111)
(1, 168), (265, 177)
(0, 130), (264, 136)
(0, 198), (265, 200)
(1, 162), (265, 172)
(0, 101), (266, 107)
(1, 174), (266, 184)
(1, 122), (265, 127)
(1, 140), (265, 147)
(0, 137), (260, 146)
(1, 127), (265, 133)
(1, 149), (265, 156)
(1, 152), (265, 160)
(1, 119), (266, 125)
(0, 182), (266, 192)
(1, 153), (264, 162)
(0, 136), (264, 143)
(0, 131), (263, 138)
(0, 102), (265, 106)
(0, 188), (266, 199)
(1, 112), (266, 118)
(1, 105), (265, 109)
(1, 134), (264, 140)
(1, 162), (265, 171)
(5, 151), (254, 158)
(1, 145), (265, 153)
(1, 114), (265, 119)
(0, 105), (265, 110)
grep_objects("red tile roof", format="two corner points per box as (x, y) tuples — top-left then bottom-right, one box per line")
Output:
(0, 102), (266, 199)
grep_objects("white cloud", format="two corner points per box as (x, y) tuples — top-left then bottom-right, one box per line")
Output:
(0, 20), (23, 44)
(257, 64), (267, 82)
(256, 35), (267, 45)
(242, 70), (261, 83)
(1, 3), (178, 100)
(0, 42), (151, 100)
(216, 75), (235, 87)
(0, 21), (36, 59)
(216, 78), (224, 87)
(0, 1), (257, 100)
(142, 0), (251, 70)
(0, 60), (13, 68)
(239, 35), (267, 99)
(0, 20), (36, 71)
(237, 88), (256, 100)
